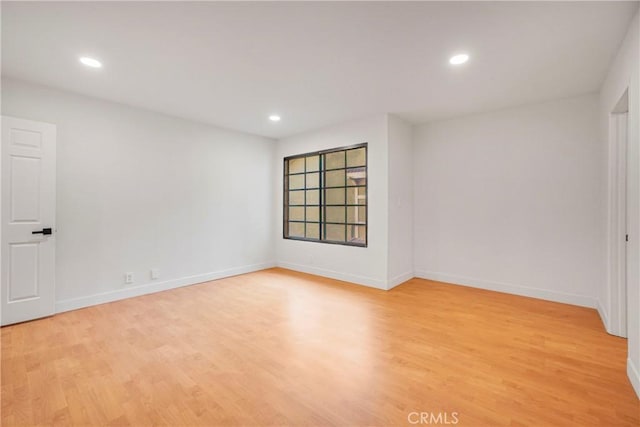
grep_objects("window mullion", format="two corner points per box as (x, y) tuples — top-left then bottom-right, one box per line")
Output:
(304, 157), (307, 238)
(320, 153), (325, 241)
(344, 150), (347, 242)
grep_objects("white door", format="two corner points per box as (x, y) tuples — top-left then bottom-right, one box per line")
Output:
(1, 116), (56, 325)
(621, 111), (629, 337)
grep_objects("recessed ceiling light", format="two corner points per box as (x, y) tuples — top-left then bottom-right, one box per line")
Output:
(79, 56), (102, 68)
(449, 54), (469, 65)
(269, 115), (281, 122)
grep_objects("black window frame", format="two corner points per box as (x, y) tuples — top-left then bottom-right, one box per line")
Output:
(283, 143), (368, 247)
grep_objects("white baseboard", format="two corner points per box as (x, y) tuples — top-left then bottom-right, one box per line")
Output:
(628, 358), (640, 399)
(414, 269), (597, 308)
(55, 262), (276, 313)
(597, 300), (612, 333)
(387, 271), (414, 290)
(276, 262), (387, 290)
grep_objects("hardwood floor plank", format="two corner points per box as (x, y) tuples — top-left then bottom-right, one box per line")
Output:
(1, 268), (638, 426)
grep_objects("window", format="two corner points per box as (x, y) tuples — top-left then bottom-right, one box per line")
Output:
(284, 144), (367, 247)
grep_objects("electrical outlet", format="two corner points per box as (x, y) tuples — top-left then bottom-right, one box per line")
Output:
(151, 268), (160, 280)
(125, 272), (134, 284)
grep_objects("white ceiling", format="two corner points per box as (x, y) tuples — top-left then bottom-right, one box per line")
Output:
(2, 1), (637, 139)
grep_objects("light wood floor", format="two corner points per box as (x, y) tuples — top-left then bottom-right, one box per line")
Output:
(2, 268), (638, 426)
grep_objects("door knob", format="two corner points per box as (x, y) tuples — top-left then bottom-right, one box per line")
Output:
(32, 228), (52, 235)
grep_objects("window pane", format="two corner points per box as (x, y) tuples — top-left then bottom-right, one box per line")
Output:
(306, 189), (319, 205)
(306, 155), (319, 172)
(289, 157), (305, 174)
(325, 151), (345, 169)
(306, 223), (319, 239)
(289, 174), (305, 190)
(284, 144), (366, 246)
(348, 225), (366, 244)
(325, 188), (345, 205)
(289, 207), (304, 221)
(347, 187), (366, 205)
(289, 222), (304, 238)
(306, 172), (319, 188)
(289, 190), (305, 205)
(347, 167), (366, 186)
(306, 207), (319, 222)
(347, 148), (366, 167)
(326, 169), (345, 187)
(326, 224), (346, 242)
(347, 206), (366, 223)
(326, 206), (345, 223)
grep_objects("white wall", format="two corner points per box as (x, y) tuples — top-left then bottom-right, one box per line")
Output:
(387, 115), (413, 288)
(275, 115), (389, 289)
(1, 78), (276, 311)
(413, 94), (602, 308)
(599, 10), (640, 397)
